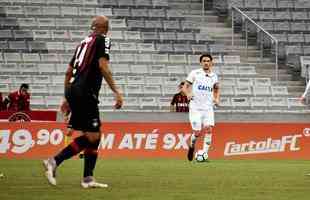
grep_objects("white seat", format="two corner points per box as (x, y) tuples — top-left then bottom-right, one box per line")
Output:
(110, 18), (127, 29)
(33, 30), (51, 40)
(130, 64), (148, 74)
(52, 75), (65, 85)
(221, 66), (237, 75)
(169, 54), (187, 64)
(145, 76), (163, 85)
(287, 98), (305, 108)
(124, 31), (141, 41)
(122, 97), (139, 110)
(221, 78), (236, 86)
(162, 85), (177, 95)
(221, 86), (235, 96)
(46, 96), (62, 107)
(33, 75), (51, 84)
(159, 32), (177, 41)
(19, 63), (38, 74)
(253, 86), (270, 96)
(149, 65), (167, 74)
(139, 97), (158, 109)
(158, 96), (171, 109)
(42, 6), (60, 16)
(124, 85), (143, 96)
(192, 44), (208, 54)
(143, 85), (161, 95)
(167, 65), (186, 75)
(236, 78), (253, 86)
(0, 63), (18, 73)
(78, 7), (95, 16)
(113, 75), (127, 85)
(37, 18), (55, 28)
(111, 64), (130, 74)
(61, 6), (78, 16)
(119, 42), (137, 52)
(30, 96), (46, 108)
(31, 84), (49, 95)
(58, 54), (73, 63)
(46, 42), (64, 51)
(4, 53), (22, 62)
(163, 76), (181, 86)
(271, 86), (288, 96)
(135, 53), (152, 63)
(127, 76), (145, 85)
(0, 84), (10, 93)
(223, 55), (240, 64)
(268, 97), (288, 107)
(238, 66), (256, 75)
(55, 64), (67, 74)
(0, 75), (12, 84)
(38, 63), (57, 74)
(55, 18), (73, 29)
(49, 85), (64, 95)
(254, 78), (271, 86)
(177, 32), (195, 41)
(96, 8), (113, 16)
(152, 54), (169, 63)
(163, 20), (180, 30)
(250, 97), (268, 107)
(187, 55), (200, 65)
(22, 53), (40, 62)
(69, 30), (88, 41)
(137, 43), (156, 53)
(234, 86), (252, 96)
(115, 53), (135, 63)
(40, 54), (59, 63)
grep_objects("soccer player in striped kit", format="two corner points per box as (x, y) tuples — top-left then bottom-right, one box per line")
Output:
(182, 54), (220, 161)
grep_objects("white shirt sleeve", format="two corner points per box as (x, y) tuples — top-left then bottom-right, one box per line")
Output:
(186, 70), (195, 84)
(302, 81), (310, 98)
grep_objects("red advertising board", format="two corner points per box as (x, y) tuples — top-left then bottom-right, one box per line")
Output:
(0, 122), (309, 159)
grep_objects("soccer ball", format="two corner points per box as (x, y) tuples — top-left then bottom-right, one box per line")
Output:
(195, 150), (208, 162)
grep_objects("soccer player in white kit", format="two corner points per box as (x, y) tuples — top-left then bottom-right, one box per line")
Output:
(182, 54), (220, 161)
(299, 80), (310, 103)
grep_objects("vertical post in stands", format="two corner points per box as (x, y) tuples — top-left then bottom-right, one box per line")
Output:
(260, 31), (263, 63)
(202, 0), (205, 21)
(275, 40), (279, 82)
(231, 8), (234, 48)
(245, 18), (248, 60)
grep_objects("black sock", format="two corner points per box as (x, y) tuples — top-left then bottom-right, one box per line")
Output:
(54, 135), (89, 166)
(83, 139), (100, 178)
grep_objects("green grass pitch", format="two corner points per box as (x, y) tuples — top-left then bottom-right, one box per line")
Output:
(0, 159), (310, 200)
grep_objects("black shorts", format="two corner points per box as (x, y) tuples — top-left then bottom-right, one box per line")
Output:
(65, 87), (101, 132)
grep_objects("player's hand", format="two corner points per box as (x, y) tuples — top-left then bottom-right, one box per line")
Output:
(114, 92), (123, 109)
(60, 98), (71, 122)
(213, 98), (220, 106)
(299, 96), (306, 104)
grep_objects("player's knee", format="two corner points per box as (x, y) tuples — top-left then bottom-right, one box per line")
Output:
(85, 132), (101, 144)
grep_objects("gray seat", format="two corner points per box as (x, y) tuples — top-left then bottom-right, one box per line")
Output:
(0, 30), (13, 39)
(156, 43), (174, 52)
(238, 66), (256, 75)
(261, 0), (276, 9)
(274, 11), (291, 20)
(244, 0), (260, 9)
(37, 18), (55, 28)
(149, 64), (166, 74)
(135, 0), (152, 7)
(259, 11), (274, 20)
(110, 18), (127, 29)
(28, 41), (47, 52)
(277, 0), (294, 8)
(135, 53), (152, 63)
(22, 53), (40, 63)
(139, 97), (158, 110)
(148, 9), (166, 18)
(78, 7), (96, 16)
(152, 54), (169, 63)
(292, 11), (308, 20)
(234, 86), (252, 96)
(250, 97), (268, 108)
(141, 32), (158, 41)
(173, 43), (192, 53)
(124, 85), (143, 96)
(137, 43), (156, 52)
(124, 31), (141, 40)
(33, 75), (51, 84)
(14, 75), (32, 84)
(131, 9), (149, 17)
(0, 75), (13, 84)
(253, 86), (270, 96)
(61, 6), (79, 16)
(158, 96), (171, 109)
(145, 76), (163, 85)
(13, 30), (33, 39)
(24, 6), (42, 16)
(0, 63), (18, 73)
(268, 97), (288, 108)
(143, 85), (161, 95)
(40, 53), (59, 63)
(33, 30), (51, 40)
(130, 64), (149, 74)
(152, 0), (169, 7)
(39, 63), (57, 74)
(221, 77), (236, 86)
(145, 20), (163, 30)
(166, 65), (186, 75)
(223, 55), (240, 63)
(98, 0), (118, 6)
(169, 54), (187, 63)
(271, 86), (288, 96)
(159, 32), (177, 41)
(236, 78), (253, 86)
(177, 32), (195, 41)
(42, 6), (61, 16)
(0, 83), (10, 93)
(17, 18), (37, 28)
(290, 22), (307, 32)
(96, 8), (113, 16)
(191, 44), (208, 54)
(163, 20), (180, 30)
(127, 75), (145, 85)
(4, 52), (22, 62)
(288, 34), (304, 43)
(221, 66), (237, 75)
(163, 76), (181, 86)
(113, 8), (131, 17)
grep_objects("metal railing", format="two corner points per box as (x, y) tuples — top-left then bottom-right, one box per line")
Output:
(231, 6), (279, 82)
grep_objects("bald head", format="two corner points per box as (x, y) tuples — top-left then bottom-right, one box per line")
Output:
(91, 15), (109, 34)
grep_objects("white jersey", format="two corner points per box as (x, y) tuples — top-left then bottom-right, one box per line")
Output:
(186, 68), (219, 110)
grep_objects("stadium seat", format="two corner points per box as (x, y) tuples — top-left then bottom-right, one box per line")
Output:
(22, 53), (41, 63)
(127, 75), (145, 85)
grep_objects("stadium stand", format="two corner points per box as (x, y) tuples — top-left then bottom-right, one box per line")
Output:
(0, 0), (309, 118)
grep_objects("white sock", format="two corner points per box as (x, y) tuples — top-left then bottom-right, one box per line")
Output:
(190, 133), (198, 148)
(203, 134), (212, 153)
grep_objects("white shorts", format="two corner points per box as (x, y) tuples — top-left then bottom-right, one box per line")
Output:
(189, 108), (214, 131)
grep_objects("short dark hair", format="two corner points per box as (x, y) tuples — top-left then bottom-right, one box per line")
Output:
(20, 83), (29, 90)
(199, 54), (213, 62)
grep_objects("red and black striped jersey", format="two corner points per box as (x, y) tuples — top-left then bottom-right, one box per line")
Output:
(171, 92), (189, 112)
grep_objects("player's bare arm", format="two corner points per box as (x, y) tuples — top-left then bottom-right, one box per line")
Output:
(99, 57), (123, 109)
(213, 82), (220, 106)
(60, 65), (73, 122)
(182, 81), (193, 100)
